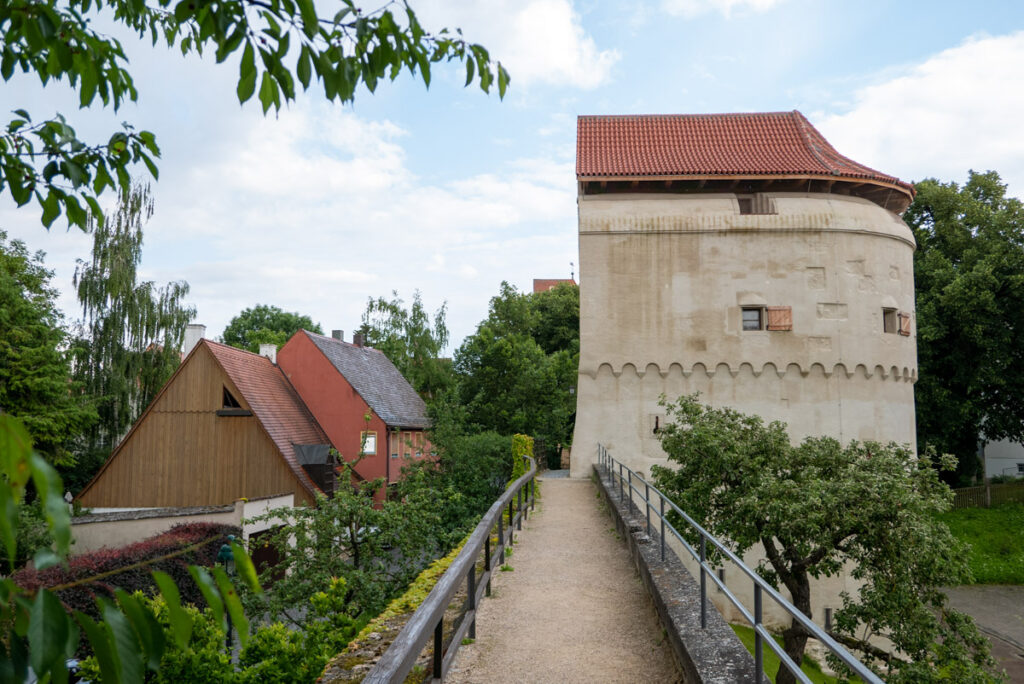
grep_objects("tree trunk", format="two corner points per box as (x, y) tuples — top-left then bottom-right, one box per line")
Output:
(776, 577), (812, 684)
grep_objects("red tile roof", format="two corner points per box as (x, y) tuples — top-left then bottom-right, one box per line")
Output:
(205, 340), (328, 497)
(577, 111), (913, 196)
(533, 279), (577, 293)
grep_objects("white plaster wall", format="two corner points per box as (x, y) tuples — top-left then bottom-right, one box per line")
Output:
(983, 438), (1024, 479)
(572, 192), (917, 477)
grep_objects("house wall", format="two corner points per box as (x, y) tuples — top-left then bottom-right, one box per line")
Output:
(70, 493), (294, 555)
(572, 192), (917, 478)
(278, 334), (389, 483)
(77, 345), (314, 507)
(984, 438), (1024, 479)
(385, 429), (431, 483)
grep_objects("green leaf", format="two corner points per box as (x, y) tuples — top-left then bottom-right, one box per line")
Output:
(40, 190), (60, 228)
(75, 612), (120, 684)
(231, 541), (263, 596)
(188, 566), (224, 629)
(100, 599), (144, 683)
(497, 63), (509, 99)
(297, 46), (311, 89)
(13, 109), (30, 120)
(212, 566), (249, 647)
(297, 0), (318, 37)
(153, 571), (193, 649)
(464, 56), (475, 87)
(140, 152), (158, 180)
(257, 71), (276, 113)
(32, 547), (60, 571)
(115, 589), (165, 671)
(28, 452), (71, 556)
(28, 590), (69, 680)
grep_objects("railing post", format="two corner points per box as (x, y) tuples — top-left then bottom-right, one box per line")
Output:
(659, 495), (665, 562)
(754, 584), (763, 683)
(485, 534), (492, 596)
(645, 482), (651, 536)
(628, 470), (632, 508)
(508, 499), (515, 544)
(433, 617), (443, 679)
(467, 566), (476, 640)
(516, 487), (522, 530)
(497, 514), (504, 564)
(699, 537), (707, 629)
(619, 462), (623, 502)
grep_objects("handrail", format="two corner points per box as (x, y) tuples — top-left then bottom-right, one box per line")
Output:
(363, 455), (537, 683)
(597, 445), (883, 684)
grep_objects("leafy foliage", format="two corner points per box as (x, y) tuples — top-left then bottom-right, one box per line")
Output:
(453, 282), (578, 456)
(651, 395), (1001, 684)
(357, 290), (453, 399)
(221, 303), (321, 353)
(905, 171), (1024, 484)
(0, 230), (95, 466)
(2, 0), (509, 231)
(0, 413), (258, 683)
(68, 184), (195, 493)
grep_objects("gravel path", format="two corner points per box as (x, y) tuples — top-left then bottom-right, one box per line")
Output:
(446, 477), (681, 684)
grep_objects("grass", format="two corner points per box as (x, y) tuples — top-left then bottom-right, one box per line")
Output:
(730, 624), (846, 684)
(936, 503), (1024, 584)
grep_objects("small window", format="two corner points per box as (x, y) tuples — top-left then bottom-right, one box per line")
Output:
(361, 431), (377, 455)
(742, 307), (763, 331)
(882, 308), (898, 334)
(737, 194), (777, 215)
(391, 452), (398, 459)
(1017, 463), (1024, 475)
(223, 387), (241, 408)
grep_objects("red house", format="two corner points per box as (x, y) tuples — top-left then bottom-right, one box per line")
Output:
(277, 330), (431, 487)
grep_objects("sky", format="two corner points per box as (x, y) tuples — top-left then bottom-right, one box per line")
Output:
(5, 0), (1024, 351)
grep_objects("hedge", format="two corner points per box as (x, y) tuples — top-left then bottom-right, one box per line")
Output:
(13, 522), (239, 619)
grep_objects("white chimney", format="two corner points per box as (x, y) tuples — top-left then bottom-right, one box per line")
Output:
(183, 324), (206, 357)
(259, 343), (278, 364)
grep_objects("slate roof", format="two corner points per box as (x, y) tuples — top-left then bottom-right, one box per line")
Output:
(205, 340), (329, 496)
(303, 331), (430, 429)
(576, 111), (914, 196)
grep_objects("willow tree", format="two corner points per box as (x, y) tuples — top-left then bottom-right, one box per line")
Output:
(70, 184), (194, 490)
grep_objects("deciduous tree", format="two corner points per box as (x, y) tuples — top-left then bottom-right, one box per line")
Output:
(0, 230), (94, 466)
(652, 395), (1000, 684)
(357, 290), (453, 399)
(905, 171), (1024, 484)
(222, 304), (321, 352)
(1, 0), (508, 231)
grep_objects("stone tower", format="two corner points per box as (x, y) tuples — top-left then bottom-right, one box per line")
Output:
(571, 112), (917, 478)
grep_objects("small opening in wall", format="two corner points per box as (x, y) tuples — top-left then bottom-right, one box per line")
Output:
(223, 387), (241, 408)
(882, 308), (898, 334)
(737, 197), (754, 214)
(742, 307), (764, 331)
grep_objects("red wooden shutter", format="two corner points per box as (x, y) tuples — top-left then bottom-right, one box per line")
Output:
(766, 306), (792, 331)
(898, 312), (911, 336)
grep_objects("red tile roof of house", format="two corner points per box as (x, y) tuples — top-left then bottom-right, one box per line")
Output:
(205, 340), (328, 497)
(577, 111), (913, 196)
(533, 279), (577, 293)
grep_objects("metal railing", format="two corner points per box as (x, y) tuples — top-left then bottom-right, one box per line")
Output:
(597, 445), (883, 684)
(363, 456), (537, 683)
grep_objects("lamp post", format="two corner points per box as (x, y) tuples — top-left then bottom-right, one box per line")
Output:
(217, 535), (236, 653)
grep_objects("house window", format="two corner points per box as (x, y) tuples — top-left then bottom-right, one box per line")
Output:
(742, 307), (763, 331)
(882, 308), (898, 334)
(361, 431), (377, 455)
(223, 387), (241, 408)
(1017, 463), (1024, 475)
(391, 452), (398, 459)
(737, 194), (777, 215)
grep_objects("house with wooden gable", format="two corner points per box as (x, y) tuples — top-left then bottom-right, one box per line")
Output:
(277, 330), (432, 487)
(76, 339), (334, 508)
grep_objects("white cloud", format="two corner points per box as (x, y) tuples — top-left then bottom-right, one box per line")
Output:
(414, 0), (619, 89)
(817, 32), (1024, 196)
(662, 0), (786, 18)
